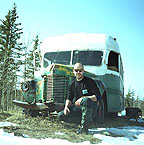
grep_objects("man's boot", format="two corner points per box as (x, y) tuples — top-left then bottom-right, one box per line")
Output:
(77, 107), (93, 134)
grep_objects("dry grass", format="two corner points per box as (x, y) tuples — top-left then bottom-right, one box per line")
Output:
(0, 111), (100, 144)
(1, 111), (143, 143)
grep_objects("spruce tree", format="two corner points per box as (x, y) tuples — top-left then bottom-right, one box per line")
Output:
(0, 3), (24, 110)
(125, 88), (135, 108)
(23, 35), (41, 80)
(33, 35), (41, 71)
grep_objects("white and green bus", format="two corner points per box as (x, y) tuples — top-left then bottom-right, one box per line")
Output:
(40, 33), (124, 116)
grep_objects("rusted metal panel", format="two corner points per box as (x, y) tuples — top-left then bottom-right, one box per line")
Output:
(46, 75), (70, 103)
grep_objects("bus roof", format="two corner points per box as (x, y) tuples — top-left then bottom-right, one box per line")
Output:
(40, 33), (120, 54)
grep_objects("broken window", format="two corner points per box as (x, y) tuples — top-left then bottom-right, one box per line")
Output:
(107, 51), (119, 72)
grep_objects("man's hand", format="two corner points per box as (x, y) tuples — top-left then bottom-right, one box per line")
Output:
(64, 107), (70, 115)
(75, 97), (83, 107)
(63, 100), (72, 115)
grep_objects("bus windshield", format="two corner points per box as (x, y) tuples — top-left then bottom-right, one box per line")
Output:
(72, 50), (103, 66)
(43, 50), (103, 68)
(43, 51), (71, 68)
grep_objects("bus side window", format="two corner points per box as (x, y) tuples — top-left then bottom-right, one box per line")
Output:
(107, 51), (119, 72)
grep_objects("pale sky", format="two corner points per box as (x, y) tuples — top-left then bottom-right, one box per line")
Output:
(0, 0), (144, 99)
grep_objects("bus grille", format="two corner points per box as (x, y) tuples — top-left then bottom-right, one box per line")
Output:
(47, 75), (69, 103)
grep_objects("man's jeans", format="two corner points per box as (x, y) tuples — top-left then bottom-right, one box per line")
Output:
(58, 98), (99, 124)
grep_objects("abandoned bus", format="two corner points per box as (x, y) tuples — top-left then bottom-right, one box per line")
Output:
(40, 33), (124, 115)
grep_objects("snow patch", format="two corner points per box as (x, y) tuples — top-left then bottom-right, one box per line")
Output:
(0, 122), (144, 145)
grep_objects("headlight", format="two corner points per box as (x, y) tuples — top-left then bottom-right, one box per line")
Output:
(21, 82), (29, 92)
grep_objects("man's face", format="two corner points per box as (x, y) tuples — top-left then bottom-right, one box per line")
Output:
(73, 64), (84, 80)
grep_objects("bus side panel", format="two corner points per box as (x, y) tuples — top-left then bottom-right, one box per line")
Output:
(97, 74), (124, 112)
